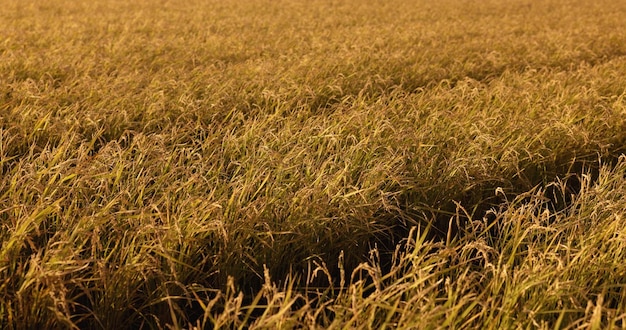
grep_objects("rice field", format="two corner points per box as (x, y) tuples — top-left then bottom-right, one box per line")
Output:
(1, 0), (626, 328)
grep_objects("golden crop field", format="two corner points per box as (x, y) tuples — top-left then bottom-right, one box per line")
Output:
(1, 0), (626, 328)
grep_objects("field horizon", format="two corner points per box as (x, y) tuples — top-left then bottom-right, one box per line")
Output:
(2, 0), (626, 328)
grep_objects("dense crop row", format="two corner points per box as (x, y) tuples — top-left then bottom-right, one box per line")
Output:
(1, 0), (626, 328)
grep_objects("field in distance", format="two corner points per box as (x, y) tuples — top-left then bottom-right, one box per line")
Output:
(1, 0), (626, 328)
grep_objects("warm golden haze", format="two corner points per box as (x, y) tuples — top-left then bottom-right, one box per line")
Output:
(1, 0), (626, 328)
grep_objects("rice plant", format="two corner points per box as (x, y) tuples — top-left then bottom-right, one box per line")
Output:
(1, 0), (626, 328)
